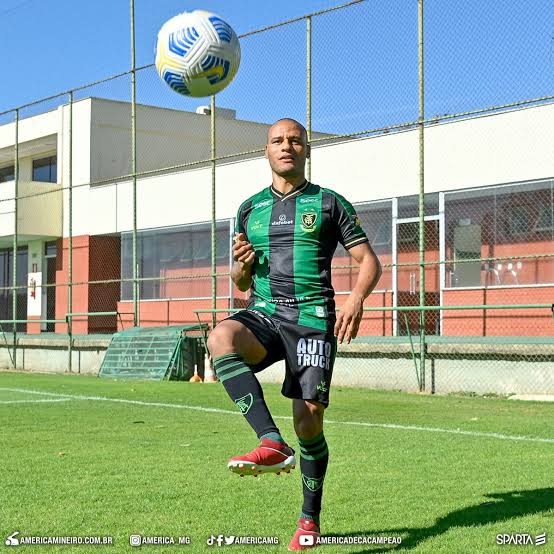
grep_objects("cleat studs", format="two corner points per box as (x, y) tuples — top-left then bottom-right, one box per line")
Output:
(276, 472), (280, 476)
(291, 465), (296, 470)
(239, 463), (244, 469)
(240, 474), (244, 477)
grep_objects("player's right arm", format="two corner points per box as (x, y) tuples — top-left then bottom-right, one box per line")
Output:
(231, 232), (255, 291)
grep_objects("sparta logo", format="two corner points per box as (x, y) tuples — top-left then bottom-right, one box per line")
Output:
(301, 211), (317, 232)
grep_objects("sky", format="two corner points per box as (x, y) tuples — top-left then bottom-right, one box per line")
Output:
(0, 0), (552, 135)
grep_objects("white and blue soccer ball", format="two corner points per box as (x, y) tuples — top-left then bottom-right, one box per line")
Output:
(155, 10), (241, 98)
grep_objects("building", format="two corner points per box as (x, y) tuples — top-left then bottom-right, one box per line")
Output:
(0, 98), (552, 337)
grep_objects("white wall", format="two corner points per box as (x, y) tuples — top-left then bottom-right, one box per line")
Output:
(72, 102), (554, 236)
(89, 98), (272, 182)
(0, 181), (62, 240)
(311, 103), (554, 201)
(0, 98), (547, 238)
(0, 110), (58, 151)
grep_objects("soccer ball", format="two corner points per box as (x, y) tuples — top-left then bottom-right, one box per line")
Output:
(155, 10), (241, 98)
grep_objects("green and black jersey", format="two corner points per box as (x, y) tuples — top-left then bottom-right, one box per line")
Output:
(235, 181), (368, 331)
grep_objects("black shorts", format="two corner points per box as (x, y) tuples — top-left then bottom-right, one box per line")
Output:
(225, 309), (337, 407)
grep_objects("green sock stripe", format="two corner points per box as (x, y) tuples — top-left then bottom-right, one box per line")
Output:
(214, 360), (244, 376)
(299, 437), (326, 453)
(300, 446), (328, 461)
(261, 432), (285, 443)
(298, 432), (325, 446)
(300, 512), (320, 524)
(300, 442), (327, 458)
(218, 367), (251, 383)
(213, 353), (241, 364)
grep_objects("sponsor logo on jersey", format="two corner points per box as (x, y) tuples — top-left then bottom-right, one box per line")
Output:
(271, 214), (293, 226)
(296, 338), (333, 369)
(254, 199), (272, 208)
(299, 197), (318, 204)
(300, 211), (317, 232)
(249, 219), (263, 232)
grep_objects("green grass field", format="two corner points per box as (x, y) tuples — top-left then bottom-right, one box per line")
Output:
(1, 371), (553, 553)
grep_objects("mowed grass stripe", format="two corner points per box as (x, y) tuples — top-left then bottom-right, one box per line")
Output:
(2, 386), (554, 445)
(2, 376), (554, 553)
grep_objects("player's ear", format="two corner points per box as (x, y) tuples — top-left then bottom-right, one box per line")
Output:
(264, 144), (269, 159)
(306, 144), (311, 159)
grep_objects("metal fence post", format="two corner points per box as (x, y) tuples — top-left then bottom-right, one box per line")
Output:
(68, 91), (74, 372)
(130, 0), (139, 327)
(306, 15), (312, 181)
(12, 108), (19, 369)
(418, 0), (426, 391)
(210, 94), (217, 332)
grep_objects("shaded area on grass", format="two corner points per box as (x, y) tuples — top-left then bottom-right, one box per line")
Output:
(334, 488), (554, 552)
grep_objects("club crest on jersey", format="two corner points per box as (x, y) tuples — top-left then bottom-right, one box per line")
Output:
(301, 211), (317, 232)
(235, 393), (253, 415)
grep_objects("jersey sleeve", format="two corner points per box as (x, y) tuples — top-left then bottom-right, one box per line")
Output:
(234, 201), (248, 239)
(332, 192), (368, 250)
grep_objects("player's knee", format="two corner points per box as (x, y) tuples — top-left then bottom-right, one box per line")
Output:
(207, 324), (236, 358)
(293, 401), (324, 438)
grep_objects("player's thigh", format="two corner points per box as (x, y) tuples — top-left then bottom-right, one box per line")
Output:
(207, 319), (267, 365)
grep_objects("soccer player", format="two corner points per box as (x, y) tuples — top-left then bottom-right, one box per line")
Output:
(206, 118), (381, 550)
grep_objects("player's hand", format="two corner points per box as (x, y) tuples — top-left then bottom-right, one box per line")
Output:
(334, 293), (363, 344)
(233, 233), (255, 266)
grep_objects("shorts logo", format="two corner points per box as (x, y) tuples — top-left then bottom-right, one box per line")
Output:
(296, 338), (332, 369)
(302, 474), (324, 492)
(235, 393), (253, 415)
(300, 211), (317, 232)
(316, 380), (328, 393)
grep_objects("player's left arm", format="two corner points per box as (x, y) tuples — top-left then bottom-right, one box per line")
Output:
(334, 242), (382, 344)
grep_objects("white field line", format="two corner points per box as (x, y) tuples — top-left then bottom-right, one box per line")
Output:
(0, 398), (73, 404)
(1, 387), (553, 445)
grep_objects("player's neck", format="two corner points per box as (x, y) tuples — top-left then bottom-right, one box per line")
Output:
(271, 174), (307, 195)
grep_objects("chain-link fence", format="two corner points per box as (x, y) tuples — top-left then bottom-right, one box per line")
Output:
(0, 0), (552, 393)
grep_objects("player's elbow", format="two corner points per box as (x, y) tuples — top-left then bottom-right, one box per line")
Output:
(375, 257), (383, 281)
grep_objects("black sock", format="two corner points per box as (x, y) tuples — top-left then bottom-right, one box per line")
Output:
(298, 432), (329, 524)
(213, 353), (280, 439)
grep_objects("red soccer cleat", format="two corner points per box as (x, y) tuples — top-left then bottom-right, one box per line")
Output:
(288, 518), (321, 551)
(227, 438), (296, 477)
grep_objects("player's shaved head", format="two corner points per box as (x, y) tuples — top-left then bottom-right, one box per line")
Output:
(267, 118), (308, 144)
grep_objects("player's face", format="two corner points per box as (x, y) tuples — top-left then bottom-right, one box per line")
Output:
(265, 121), (310, 179)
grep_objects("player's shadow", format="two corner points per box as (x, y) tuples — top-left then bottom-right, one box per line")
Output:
(331, 488), (554, 553)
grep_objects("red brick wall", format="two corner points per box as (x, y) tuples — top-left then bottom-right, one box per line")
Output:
(442, 286), (554, 336)
(55, 235), (120, 334)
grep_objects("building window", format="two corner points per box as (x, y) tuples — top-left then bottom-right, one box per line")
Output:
(121, 222), (231, 301)
(32, 156), (57, 183)
(0, 165), (15, 183)
(445, 180), (554, 287)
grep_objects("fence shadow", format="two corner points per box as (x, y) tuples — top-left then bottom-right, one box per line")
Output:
(327, 488), (554, 553)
